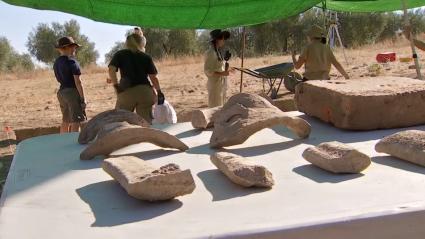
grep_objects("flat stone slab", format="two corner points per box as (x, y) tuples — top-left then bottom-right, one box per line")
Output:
(295, 77), (425, 130)
(2, 114), (425, 239)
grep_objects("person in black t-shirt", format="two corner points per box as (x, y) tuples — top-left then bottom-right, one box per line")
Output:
(53, 36), (86, 133)
(108, 33), (164, 123)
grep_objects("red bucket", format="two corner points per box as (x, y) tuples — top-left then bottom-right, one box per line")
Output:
(376, 52), (396, 63)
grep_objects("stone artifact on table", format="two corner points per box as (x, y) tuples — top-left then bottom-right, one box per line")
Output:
(191, 106), (222, 129)
(302, 141), (371, 173)
(191, 94), (275, 130)
(80, 126), (189, 160)
(211, 152), (274, 188)
(295, 77), (425, 130)
(79, 109), (148, 144)
(375, 130), (425, 167)
(102, 156), (195, 201)
(210, 93), (311, 148)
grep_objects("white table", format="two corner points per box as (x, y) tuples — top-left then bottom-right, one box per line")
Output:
(1, 112), (425, 239)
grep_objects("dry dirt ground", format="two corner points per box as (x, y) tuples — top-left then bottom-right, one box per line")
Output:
(0, 40), (422, 195)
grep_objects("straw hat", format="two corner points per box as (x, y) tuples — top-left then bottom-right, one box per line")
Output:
(55, 36), (81, 48)
(307, 25), (324, 39)
(210, 29), (230, 40)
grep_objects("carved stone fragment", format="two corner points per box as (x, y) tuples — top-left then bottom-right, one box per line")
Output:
(102, 156), (195, 201)
(96, 121), (140, 139)
(191, 106), (222, 129)
(211, 152), (274, 187)
(302, 141), (371, 173)
(80, 127), (189, 160)
(210, 93), (311, 148)
(375, 130), (425, 167)
(79, 109), (148, 144)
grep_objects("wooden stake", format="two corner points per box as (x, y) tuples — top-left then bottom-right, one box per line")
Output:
(240, 27), (246, 92)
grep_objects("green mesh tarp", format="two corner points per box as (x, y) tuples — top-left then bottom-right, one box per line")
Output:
(3, 0), (425, 29)
(325, 0), (425, 12)
(2, 0), (322, 29)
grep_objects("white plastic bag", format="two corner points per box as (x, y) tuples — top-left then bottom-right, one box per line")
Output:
(152, 100), (177, 124)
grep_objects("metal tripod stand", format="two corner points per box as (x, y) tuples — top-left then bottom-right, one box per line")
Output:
(327, 12), (349, 65)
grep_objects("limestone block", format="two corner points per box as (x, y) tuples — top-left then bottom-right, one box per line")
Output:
(375, 130), (425, 167)
(295, 77), (425, 130)
(14, 126), (60, 142)
(102, 156), (195, 201)
(191, 106), (222, 129)
(302, 141), (371, 173)
(78, 109), (148, 144)
(80, 127), (189, 160)
(211, 152), (274, 187)
(210, 93), (311, 148)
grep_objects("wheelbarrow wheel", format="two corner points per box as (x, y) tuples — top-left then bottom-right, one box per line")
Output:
(283, 72), (303, 93)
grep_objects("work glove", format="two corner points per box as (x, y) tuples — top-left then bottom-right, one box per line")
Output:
(80, 98), (87, 120)
(80, 98), (86, 109)
(157, 90), (165, 105)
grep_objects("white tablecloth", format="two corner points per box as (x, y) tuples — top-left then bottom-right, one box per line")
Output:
(1, 112), (425, 239)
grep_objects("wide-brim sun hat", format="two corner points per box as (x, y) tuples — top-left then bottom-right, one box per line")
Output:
(55, 36), (81, 48)
(307, 25), (324, 39)
(210, 29), (231, 40)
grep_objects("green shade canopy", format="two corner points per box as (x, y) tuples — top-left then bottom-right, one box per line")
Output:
(2, 0), (321, 29)
(3, 0), (425, 29)
(325, 0), (425, 12)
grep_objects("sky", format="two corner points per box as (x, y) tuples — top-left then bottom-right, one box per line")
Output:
(0, 1), (135, 64)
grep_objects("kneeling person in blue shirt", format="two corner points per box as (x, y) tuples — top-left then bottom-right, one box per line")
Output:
(53, 36), (86, 133)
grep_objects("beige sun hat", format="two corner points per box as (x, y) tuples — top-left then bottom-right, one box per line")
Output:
(307, 25), (325, 39)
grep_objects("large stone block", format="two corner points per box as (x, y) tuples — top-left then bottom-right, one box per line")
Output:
(295, 77), (425, 130)
(102, 156), (195, 201)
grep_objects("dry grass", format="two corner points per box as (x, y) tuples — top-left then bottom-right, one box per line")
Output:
(0, 40), (422, 131)
(0, 68), (51, 81)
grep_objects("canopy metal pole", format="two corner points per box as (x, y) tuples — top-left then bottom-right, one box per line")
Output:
(240, 27), (246, 92)
(402, 0), (423, 80)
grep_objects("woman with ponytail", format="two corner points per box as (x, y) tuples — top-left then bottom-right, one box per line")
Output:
(292, 25), (349, 81)
(108, 33), (164, 124)
(204, 29), (232, 108)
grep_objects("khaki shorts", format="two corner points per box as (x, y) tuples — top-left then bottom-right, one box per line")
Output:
(57, 88), (85, 123)
(115, 84), (154, 123)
